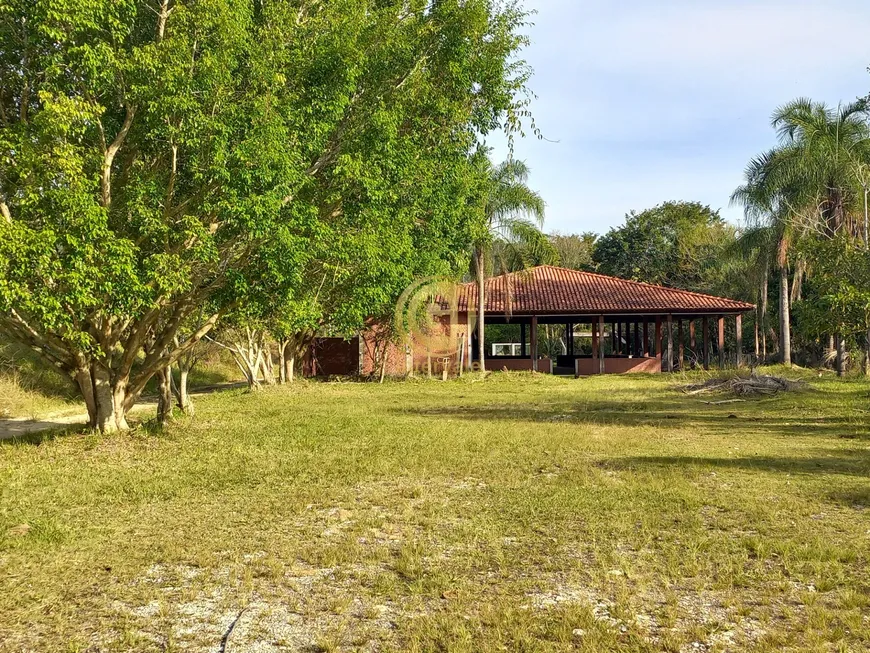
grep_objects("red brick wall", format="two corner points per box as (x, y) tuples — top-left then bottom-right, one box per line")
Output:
(575, 356), (661, 376)
(359, 317), (471, 378)
(307, 337), (359, 376)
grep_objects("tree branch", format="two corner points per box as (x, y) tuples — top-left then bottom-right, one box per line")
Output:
(126, 310), (222, 407)
(101, 105), (136, 208)
(1, 310), (74, 370)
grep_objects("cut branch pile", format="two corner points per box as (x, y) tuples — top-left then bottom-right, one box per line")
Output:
(683, 372), (806, 396)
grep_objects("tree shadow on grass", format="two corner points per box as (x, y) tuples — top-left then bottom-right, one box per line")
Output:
(395, 399), (870, 440)
(597, 451), (869, 479)
(0, 421), (88, 446)
(826, 485), (870, 507)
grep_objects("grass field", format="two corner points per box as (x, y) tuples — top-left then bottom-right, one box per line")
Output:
(1, 371), (868, 652)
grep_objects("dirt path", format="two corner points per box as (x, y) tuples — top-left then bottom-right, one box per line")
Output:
(0, 404), (154, 440)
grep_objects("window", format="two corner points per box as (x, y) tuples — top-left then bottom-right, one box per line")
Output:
(491, 342), (523, 357)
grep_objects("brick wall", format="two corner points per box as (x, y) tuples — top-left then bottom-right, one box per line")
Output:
(358, 317), (471, 378)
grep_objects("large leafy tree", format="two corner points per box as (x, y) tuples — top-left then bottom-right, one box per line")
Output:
(548, 232), (597, 271)
(593, 201), (735, 292)
(470, 154), (547, 372)
(0, 0), (531, 430)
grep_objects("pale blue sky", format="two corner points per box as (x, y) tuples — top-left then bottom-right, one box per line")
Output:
(491, 0), (870, 234)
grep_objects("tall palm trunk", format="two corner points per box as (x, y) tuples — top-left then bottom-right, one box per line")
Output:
(475, 248), (486, 372)
(760, 265), (769, 362)
(779, 265), (791, 366)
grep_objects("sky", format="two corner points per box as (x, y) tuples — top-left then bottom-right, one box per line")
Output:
(490, 0), (870, 235)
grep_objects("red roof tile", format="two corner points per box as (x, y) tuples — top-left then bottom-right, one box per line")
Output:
(456, 265), (754, 315)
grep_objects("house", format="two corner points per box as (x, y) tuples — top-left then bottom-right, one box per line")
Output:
(308, 265), (755, 377)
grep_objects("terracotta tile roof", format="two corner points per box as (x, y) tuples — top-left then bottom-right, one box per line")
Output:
(456, 265), (754, 315)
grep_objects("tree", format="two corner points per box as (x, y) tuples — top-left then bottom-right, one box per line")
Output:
(593, 201), (735, 292)
(549, 232), (597, 271)
(794, 235), (870, 372)
(724, 226), (779, 363)
(0, 0), (532, 430)
(471, 154), (547, 372)
(731, 99), (870, 366)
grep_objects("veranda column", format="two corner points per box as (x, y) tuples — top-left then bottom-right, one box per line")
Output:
(634, 321), (640, 357)
(643, 321), (649, 357)
(717, 315), (725, 369)
(666, 314), (674, 372)
(591, 318), (599, 374)
(611, 321), (617, 355)
(735, 314), (743, 368)
(655, 317), (663, 370)
(702, 316), (710, 370)
(690, 320), (696, 350)
(678, 319), (684, 370)
(531, 316), (539, 372)
(598, 315), (606, 374)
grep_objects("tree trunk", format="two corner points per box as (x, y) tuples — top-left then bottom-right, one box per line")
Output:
(278, 341), (288, 384)
(779, 265), (791, 366)
(865, 329), (870, 376)
(248, 351), (264, 390)
(74, 366), (99, 429)
(156, 365), (173, 427)
(112, 381), (130, 431)
(835, 334), (845, 377)
(475, 248), (486, 372)
(287, 354), (295, 383)
(760, 266), (769, 363)
(232, 351), (261, 390)
(754, 317), (760, 362)
(174, 367), (194, 416)
(87, 363), (130, 433)
(261, 344), (276, 385)
(224, 330), (265, 390)
(379, 344), (389, 383)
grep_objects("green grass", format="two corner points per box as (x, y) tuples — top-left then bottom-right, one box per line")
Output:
(0, 340), (81, 419)
(1, 371), (868, 652)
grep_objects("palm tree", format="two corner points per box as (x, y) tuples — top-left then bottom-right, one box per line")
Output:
(472, 155), (547, 372)
(732, 98), (870, 366)
(723, 226), (776, 362)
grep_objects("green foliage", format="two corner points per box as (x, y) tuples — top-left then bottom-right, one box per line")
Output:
(794, 236), (870, 339)
(471, 152), (552, 275)
(548, 232), (597, 271)
(0, 0), (534, 426)
(593, 201), (736, 292)
(731, 96), (870, 367)
(733, 99), (870, 237)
